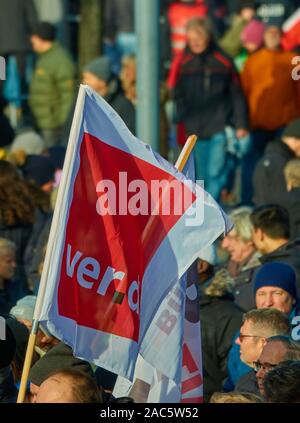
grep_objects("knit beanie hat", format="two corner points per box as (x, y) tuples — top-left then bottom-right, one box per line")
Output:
(31, 22), (56, 41)
(29, 342), (94, 386)
(84, 56), (112, 82)
(22, 154), (55, 186)
(10, 130), (45, 156)
(0, 320), (16, 369)
(241, 19), (265, 47)
(282, 118), (300, 139)
(10, 296), (37, 322)
(44, 146), (66, 170)
(254, 262), (298, 299)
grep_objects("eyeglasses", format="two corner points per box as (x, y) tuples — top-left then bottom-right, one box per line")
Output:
(238, 334), (262, 342)
(253, 361), (278, 373)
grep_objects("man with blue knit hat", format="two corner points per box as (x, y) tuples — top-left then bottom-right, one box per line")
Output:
(254, 262), (298, 316)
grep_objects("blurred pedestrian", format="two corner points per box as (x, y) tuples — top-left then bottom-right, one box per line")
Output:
(29, 22), (75, 147)
(253, 118), (300, 206)
(0, 161), (34, 290)
(284, 158), (300, 238)
(169, 17), (248, 201)
(241, 25), (300, 203)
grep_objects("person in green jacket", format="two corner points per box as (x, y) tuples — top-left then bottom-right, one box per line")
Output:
(29, 22), (75, 147)
(219, 1), (256, 58)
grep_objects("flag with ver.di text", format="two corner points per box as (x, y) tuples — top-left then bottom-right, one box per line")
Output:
(113, 153), (205, 403)
(39, 84), (231, 392)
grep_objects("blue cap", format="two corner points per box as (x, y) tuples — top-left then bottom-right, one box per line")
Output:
(254, 262), (297, 299)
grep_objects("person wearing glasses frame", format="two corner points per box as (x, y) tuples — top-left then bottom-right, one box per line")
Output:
(254, 335), (300, 397)
(232, 309), (290, 396)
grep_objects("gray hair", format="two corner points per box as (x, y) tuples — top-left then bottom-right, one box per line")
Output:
(284, 159), (300, 187)
(0, 238), (16, 255)
(243, 309), (290, 337)
(266, 335), (300, 352)
(229, 207), (253, 242)
(186, 16), (213, 38)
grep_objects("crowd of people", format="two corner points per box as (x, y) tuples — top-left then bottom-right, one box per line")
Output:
(1, 0), (300, 404)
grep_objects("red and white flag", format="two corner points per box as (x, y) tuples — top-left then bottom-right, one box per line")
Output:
(282, 7), (300, 51)
(38, 85), (230, 392)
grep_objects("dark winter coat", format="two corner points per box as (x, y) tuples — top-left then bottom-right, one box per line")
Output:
(104, 0), (134, 39)
(0, 368), (18, 404)
(24, 209), (51, 285)
(253, 140), (295, 206)
(283, 188), (300, 240)
(171, 41), (248, 138)
(235, 370), (260, 396)
(0, 0), (37, 55)
(0, 115), (14, 148)
(199, 293), (243, 401)
(231, 252), (262, 312)
(111, 94), (136, 136)
(0, 278), (25, 314)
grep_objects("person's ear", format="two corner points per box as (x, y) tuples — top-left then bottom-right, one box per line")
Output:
(254, 227), (264, 241)
(260, 337), (267, 349)
(258, 228), (265, 241)
(287, 180), (293, 192)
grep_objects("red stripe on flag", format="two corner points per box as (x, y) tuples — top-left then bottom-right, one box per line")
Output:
(182, 374), (203, 394)
(181, 397), (203, 403)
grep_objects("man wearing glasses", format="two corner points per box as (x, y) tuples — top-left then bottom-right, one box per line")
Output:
(233, 308), (290, 395)
(254, 335), (300, 397)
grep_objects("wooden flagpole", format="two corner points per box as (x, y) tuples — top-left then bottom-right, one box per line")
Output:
(17, 85), (87, 403)
(175, 134), (197, 172)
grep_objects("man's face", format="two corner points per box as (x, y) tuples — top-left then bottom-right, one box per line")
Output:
(121, 60), (136, 85)
(186, 28), (209, 54)
(0, 248), (16, 280)
(29, 383), (40, 403)
(244, 42), (260, 53)
(235, 319), (266, 367)
(36, 376), (74, 403)
(30, 35), (45, 53)
(291, 138), (300, 157)
(82, 72), (109, 97)
(221, 229), (254, 262)
(255, 286), (295, 314)
(264, 26), (281, 50)
(256, 341), (287, 396)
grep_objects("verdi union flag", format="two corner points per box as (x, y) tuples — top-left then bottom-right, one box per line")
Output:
(38, 85), (230, 385)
